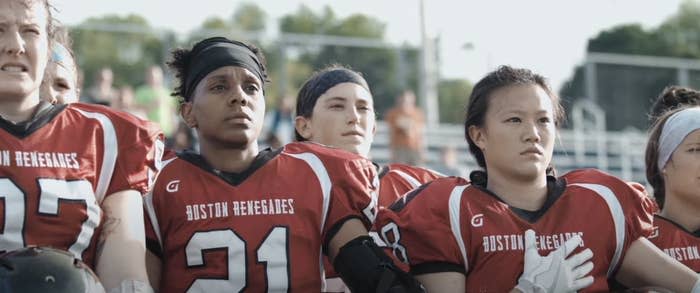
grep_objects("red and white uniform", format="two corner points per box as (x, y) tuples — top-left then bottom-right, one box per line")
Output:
(145, 142), (377, 292)
(0, 103), (163, 267)
(649, 215), (700, 272)
(323, 163), (443, 284)
(374, 169), (655, 292)
(376, 163), (442, 207)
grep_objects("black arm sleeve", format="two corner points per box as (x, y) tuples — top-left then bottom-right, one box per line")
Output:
(333, 236), (425, 293)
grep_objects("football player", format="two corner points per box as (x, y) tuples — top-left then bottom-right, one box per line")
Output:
(40, 26), (79, 104)
(293, 65), (441, 290)
(144, 37), (423, 292)
(294, 65), (442, 208)
(373, 65), (700, 292)
(0, 1), (164, 292)
(645, 93), (700, 272)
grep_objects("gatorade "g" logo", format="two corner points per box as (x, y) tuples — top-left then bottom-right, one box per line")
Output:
(166, 180), (180, 193)
(471, 214), (484, 227)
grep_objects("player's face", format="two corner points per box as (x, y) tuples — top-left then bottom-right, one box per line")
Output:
(470, 84), (555, 182)
(41, 61), (78, 104)
(0, 0), (49, 100)
(664, 129), (700, 206)
(297, 82), (376, 156)
(184, 66), (265, 149)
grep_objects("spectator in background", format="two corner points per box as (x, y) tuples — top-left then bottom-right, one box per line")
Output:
(264, 131), (282, 149)
(429, 144), (464, 177)
(135, 65), (176, 137)
(385, 90), (425, 165)
(169, 120), (198, 152)
(40, 26), (80, 104)
(269, 95), (295, 145)
(84, 67), (118, 106)
(113, 85), (146, 119)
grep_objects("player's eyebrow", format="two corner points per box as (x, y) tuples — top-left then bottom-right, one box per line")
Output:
(324, 97), (347, 103)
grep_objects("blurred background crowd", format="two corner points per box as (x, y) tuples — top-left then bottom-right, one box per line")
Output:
(54, 0), (700, 182)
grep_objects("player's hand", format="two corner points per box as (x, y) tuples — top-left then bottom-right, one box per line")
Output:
(515, 229), (594, 293)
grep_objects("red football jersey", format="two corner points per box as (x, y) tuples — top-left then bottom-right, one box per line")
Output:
(374, 169), (655, 292)
(145, 142), (378, 292)
(649, 215), (700, 272)
(323, 163), (443, 284)
(377, 163), (442, 208)
(0, 103), (163, 267)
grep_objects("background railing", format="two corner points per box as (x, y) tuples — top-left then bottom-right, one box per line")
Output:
(369, 121), (649, 184)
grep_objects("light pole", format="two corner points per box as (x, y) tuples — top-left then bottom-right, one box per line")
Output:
(418, 0), (439, 126)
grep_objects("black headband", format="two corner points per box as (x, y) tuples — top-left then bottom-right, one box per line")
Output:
(183, 38), (266, 101)
(296, 68), (369, 117)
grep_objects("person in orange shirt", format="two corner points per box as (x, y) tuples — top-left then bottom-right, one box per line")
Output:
(385, 90), (425, 165)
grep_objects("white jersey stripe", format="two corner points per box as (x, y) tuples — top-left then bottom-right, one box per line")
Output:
(283, 151), (332, 283)
(448, 184), (470, 272)
(571, 183), (626, 277)
(390, 169), (422, 188)
(74, 109), (118, 204)
(143, 157), (177, 249)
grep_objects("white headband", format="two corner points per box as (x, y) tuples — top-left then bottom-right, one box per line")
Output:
(657, 107), (700, 170)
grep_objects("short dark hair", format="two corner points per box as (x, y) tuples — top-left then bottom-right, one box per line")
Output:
(167, 38), (268, 104)
(464, 65), (565, 170)
(649, 86), (700, 123)
(294, 65), (370, 141)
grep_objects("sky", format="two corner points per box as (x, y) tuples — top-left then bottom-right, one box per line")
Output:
(52, 0), (685, 91)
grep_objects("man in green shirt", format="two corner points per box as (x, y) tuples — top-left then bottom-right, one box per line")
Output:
(135, 65), (176, 136)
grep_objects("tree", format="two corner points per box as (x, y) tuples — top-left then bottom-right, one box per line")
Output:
(71, 14), (165, 90)
(279, 5), (335, 35)
(278, 5), (420, 115)
(201, 17), (230, 30)
(587, 24), (664, 56)
(187, 16), (234, 42)
(186, 3), (267, 46)
(325, 14), (384, 38)
(232, 2), (267, 31)
(654, 0), (700, 58)
(560, 0), (700, 130)
(437, 79), (472, 124)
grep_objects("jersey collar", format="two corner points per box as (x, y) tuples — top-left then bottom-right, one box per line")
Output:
(178, 147), (282, 186)
(0, 102), (66, 139)
(473, 173), (567, 223)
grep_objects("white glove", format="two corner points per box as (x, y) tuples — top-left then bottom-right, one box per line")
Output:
(515, 229), (595, 293)
(692, 276), (700, 293)
(107, 280), (155, 293)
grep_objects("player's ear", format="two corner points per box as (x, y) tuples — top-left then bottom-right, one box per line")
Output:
(180, 102), (197, 128)
(468, 125), (487, 151)
(294, 115), (313, 140)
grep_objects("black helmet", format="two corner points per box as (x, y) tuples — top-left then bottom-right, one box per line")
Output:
(0, 246), (105, 293)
